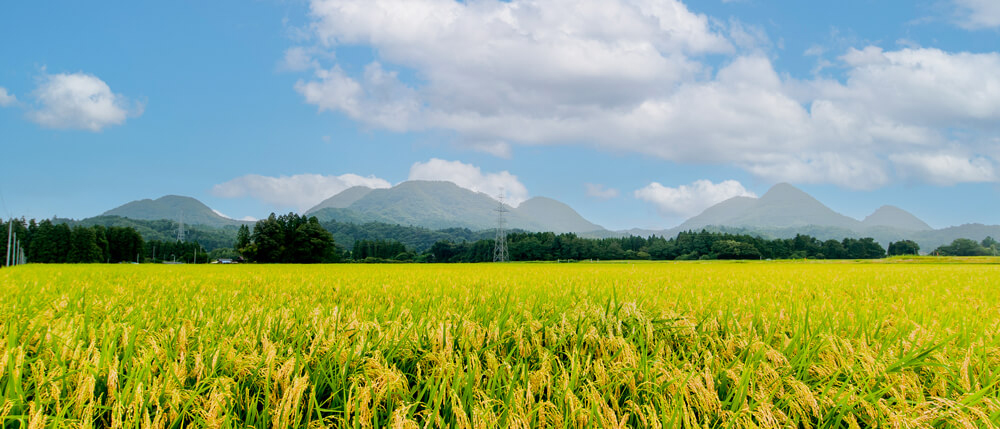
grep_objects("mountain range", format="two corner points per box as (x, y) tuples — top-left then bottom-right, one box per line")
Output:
(304, 181), (604, 233)
(99, 181), (999, 252)
(673, 184), (932, 233)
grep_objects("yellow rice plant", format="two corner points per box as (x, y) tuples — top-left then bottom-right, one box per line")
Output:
(0, 260), (999, 427)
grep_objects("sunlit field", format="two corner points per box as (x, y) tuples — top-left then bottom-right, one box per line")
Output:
(2, 260), (999, 428)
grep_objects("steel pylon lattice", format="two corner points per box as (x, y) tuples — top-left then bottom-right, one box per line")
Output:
(493, 191), (509, 262)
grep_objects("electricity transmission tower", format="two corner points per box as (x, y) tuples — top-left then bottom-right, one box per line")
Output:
(177, 212), (185, 242)
(493, 191), (509, 262)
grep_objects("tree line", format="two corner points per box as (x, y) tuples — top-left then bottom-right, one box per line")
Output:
(7, 213), (999, 265)
(421, 231), (902, 263)
(2, 218), (145, 264)
(932, 237), (998, 256)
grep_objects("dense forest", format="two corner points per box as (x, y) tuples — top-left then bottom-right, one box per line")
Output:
(1, 218), (145, 264)
(67, 216), (240, 251)
(236, 213), (340, 263)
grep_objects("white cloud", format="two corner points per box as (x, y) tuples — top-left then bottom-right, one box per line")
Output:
(280, 46), (320, 71)
(298, 0), (728, 132)
(634, 179), (756, 218)
(826, 47), (1000, 127)
(408, 158), (529, 205)
(212, 173), (392, 211)
(953, 0), (1000, 29)
(212, 209), (256, 223)
(29, 72), (141, 131)
(0, 87), (15, 107)
(293, 0), (1000, 189)
(890, 153), (996, 185)
(295, 63), (419, 132)
(585, 183), (620, 199)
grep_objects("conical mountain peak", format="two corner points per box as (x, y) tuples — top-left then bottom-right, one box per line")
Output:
(760, 183), (815, 202)
(862, 205), (932, 231)
(102, 195), (242, 227)
(677, 182), (861, 230)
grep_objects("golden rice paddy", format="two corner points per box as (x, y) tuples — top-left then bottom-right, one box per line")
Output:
(2, 260), (999, 428)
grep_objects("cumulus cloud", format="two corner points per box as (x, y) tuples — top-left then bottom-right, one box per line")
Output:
(292, 0), (1000, 188)
(295, 63), (420, 132)
(408, 158), (529, 205)
(212, 173), (392, 211)
(634, 179), (756, 218)
(29, 72), (141, 131)
(0, 87), (15, 107)
(585, 183), (620, 199)
(953, 0), (1000, 29)
(890, 153), (996, 185)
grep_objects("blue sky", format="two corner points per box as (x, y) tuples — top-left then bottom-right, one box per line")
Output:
(1, 0), (998, 230)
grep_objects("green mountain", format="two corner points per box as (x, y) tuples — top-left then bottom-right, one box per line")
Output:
(677, 183), (861, 231)
(305, 186), (375, 214)
(102, 195), (245, 228)
(515, 197), (604, 233)
(862, 205), (932, 231)
(306, 181), (605, 233)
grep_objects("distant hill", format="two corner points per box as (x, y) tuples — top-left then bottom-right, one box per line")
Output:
(676, 183), (861, 231)
(306, 181), (606, 233)
(862, 205), (932, 231)
(102, 195), (245, 228)
(613, 183), (995, 252)
(516, 197), (604, 233)
(305, 186), (375, 214)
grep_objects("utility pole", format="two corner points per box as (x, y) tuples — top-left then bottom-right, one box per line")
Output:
(5, 220), (12, 267)
(493, 190), (509, 263)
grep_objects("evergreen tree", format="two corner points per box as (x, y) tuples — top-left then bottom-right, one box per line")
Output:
(235, 224), (251, 255)
(68, 226), (102, 263)
(30, 220), (61, 263)
(93, 225), (110, 263)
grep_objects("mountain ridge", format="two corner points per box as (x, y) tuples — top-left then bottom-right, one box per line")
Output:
(97, 182), (997, 252)
(102, 195), (248, 228)
(306, 181), (605, 233)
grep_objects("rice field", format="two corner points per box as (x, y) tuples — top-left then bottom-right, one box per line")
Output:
(2, 260), (999, 428)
